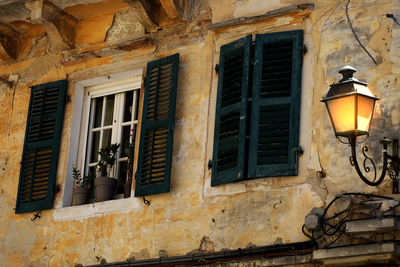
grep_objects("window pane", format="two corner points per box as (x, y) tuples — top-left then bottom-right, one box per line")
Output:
(104, 95), (115, 126)
(94, 98), (103, 128)
(120, 125), (132, 158)
(90, 131), (100, 163)
(134, 91), (139, 120)
(102, 129), (112, 148)
(124, 91), (133, 122)
(118, 160), (128, 186)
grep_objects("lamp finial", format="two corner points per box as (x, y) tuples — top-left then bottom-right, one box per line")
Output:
(339, 66), (357, 81)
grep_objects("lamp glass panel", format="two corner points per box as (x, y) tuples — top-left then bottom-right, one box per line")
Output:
(326, 95), (356, 134)
(357, 95), (375, 132)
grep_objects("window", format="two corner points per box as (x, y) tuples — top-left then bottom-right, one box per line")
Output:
(77, 53), (180, 198)
(83, 86), (140, 192)
(16, 54), (180, 213)
(211, 30), (303, 186)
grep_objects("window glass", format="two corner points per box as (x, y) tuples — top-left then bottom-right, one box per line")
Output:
(90, 131), (100, 163)
(94, 98), (103, 128)
(124, 91), (133, 122)
(117, 161), (128, 193)
(104, 95), (115, 126)
(103, 129), (112, 147)
(120, 125), (131, 158)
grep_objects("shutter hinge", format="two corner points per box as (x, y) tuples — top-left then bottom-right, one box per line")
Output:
(296, 146), (304, 157)
(65, 95), (71, 103)
(208, 159), (213, 170)
(31, 210), (42, 221)
(143, 196), (151, 206)
(302, 44), (308, 55)
(215, 64), (219, 73)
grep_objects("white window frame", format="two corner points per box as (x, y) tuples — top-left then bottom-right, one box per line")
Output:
(62, 70), (143, 207)
(83, 84), (140, 179)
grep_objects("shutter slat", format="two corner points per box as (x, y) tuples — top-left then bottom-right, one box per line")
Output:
(261, 39), (293, 99)
(257, 104), (290, 165)
(249, 30), (303, 178)
(211, 35), (251, 186)
(135, 54), (179, 196)
(15, 80), (66, 213)
(257, 156), (289, 165)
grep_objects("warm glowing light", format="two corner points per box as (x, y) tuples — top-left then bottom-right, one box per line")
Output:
(357, 95), (375, 132)
(322, 66), (379, 138)
(326, 95), (355, 134)
(326, 94), (376, 136)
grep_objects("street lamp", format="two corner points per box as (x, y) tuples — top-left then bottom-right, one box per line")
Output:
(321, 66), (399, 187)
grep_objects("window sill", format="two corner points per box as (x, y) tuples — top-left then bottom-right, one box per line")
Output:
(53, 196), (141, 221)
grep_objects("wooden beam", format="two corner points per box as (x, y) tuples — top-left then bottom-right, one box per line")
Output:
(41, 0), (79, 47)
(25, 0), (79, 48)
(0, 21), (22, 60)
(0, 43), (14, 61)
(124, 0), (159, 32)
(159, 0), (179, 19)
(159, 0), (188, 20)
(116, 37), (155, 51)
(207, 3), (314, 30)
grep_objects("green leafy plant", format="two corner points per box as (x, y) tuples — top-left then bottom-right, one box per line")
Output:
(97, 143), (120, 177)
(73, 166), (93, 188)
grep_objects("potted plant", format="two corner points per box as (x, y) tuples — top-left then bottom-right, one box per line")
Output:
(72, 167), (93, 206)
(94, 143), (120, 202)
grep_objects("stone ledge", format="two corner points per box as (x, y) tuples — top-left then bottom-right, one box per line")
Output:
(53, 196), (141, 221)
(313, 242), (400, 266)
(346, 216), (400, 234)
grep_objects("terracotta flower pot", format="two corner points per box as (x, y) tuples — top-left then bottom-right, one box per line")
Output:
(94, 177), (117, 202)
(72, 187), (91, 206)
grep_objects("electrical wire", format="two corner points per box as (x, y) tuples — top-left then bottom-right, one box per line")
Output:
(387, 14), (400, 26)
(345, 0), (378, 65)
(324, 208), (349, 221)
(325, 225), (346, 248)
(384, 202), (400, 214)
(302, 193), (400, 248)
(302, 225), (315, 242)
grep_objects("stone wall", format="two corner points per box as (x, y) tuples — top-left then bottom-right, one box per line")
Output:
(0, 0), (399, 266)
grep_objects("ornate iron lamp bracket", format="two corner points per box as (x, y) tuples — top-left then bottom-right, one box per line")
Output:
(348, 136), (399, 187)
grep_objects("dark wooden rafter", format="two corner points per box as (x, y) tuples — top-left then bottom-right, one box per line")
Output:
(26, 0), (79, 48)
(41, 0), (79, 47)
(159, 0), (188, 20)
(124, 0), (160, 32)
(0, 21), (22, 60)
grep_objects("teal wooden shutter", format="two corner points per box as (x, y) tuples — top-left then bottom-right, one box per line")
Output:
(248, 30), (303, 178)
(135, 54), (179, 196)
(211, 35), (251, 186)
(15, 80), (67, 213)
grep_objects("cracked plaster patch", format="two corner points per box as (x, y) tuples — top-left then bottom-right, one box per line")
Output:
(106, 8), (145, 43)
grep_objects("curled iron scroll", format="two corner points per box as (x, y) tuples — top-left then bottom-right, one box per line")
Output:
(350, 145), (378, 183)
(362, 146), (377, 182)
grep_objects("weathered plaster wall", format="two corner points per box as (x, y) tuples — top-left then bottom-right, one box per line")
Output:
(0, 0), (399, 266)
